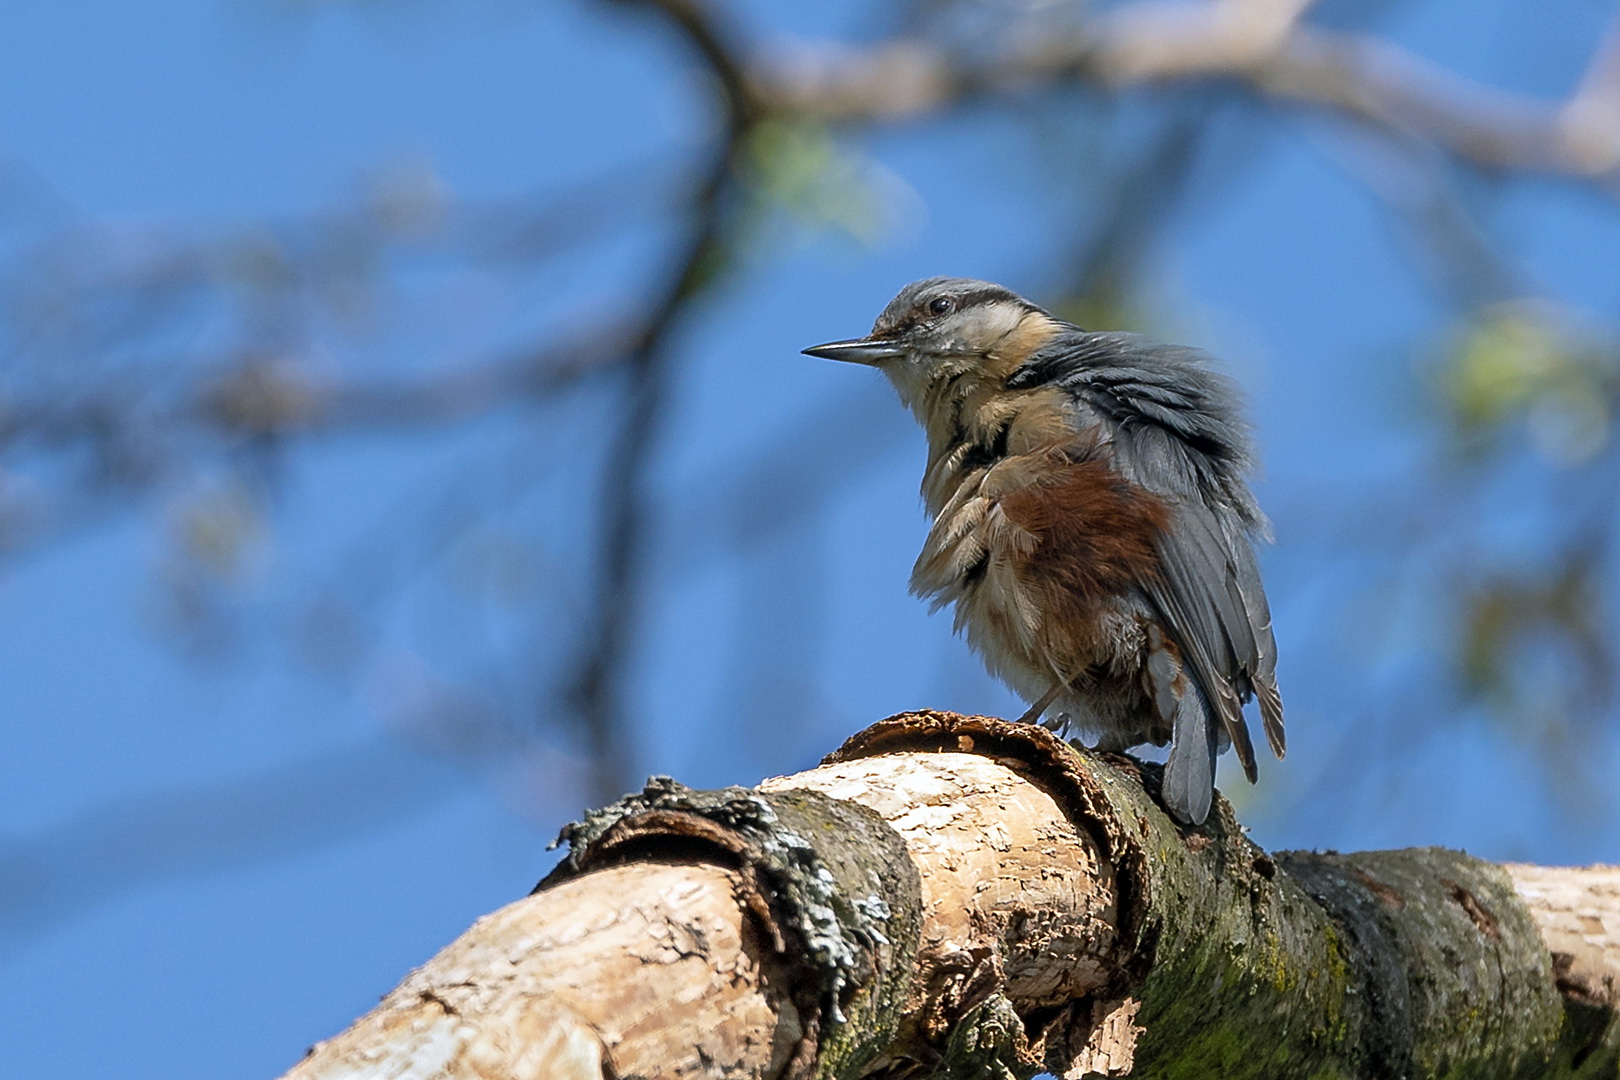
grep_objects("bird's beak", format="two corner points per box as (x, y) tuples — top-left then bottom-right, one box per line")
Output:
(801, 337), (905, 365)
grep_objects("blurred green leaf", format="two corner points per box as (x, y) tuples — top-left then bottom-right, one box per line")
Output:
(739, 118), (912, 246)
(1048, 283), (1154, 336)
(1438, 301), (1617, 465)
(171, 482), (267, 582)
(1458, 545), (1612, 735)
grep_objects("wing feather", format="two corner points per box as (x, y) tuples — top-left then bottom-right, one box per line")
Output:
(1012, 329), (1285, 775)
(1140, 501), (1260, 782)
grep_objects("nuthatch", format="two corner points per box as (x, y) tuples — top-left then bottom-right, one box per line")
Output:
(805, 277), (1283, 824)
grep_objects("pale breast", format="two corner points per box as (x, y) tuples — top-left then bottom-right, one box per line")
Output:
(910, 385), (1168, 692)
(910, 472), (1048, 710)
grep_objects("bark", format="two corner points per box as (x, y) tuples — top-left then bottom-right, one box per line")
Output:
(279, 712), (1620, 1080)
(278, 863), (794, 1079)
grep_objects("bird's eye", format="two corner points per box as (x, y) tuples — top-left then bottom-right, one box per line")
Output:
(927, 297), (954, 316)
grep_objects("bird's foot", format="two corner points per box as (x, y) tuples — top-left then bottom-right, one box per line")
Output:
(1016, 681), (1066, 726)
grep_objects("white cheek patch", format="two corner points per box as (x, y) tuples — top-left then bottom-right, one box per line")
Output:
(943, 300), (1026, 351)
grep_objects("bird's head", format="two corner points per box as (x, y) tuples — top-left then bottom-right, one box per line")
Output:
(803, 277), (1062, 414)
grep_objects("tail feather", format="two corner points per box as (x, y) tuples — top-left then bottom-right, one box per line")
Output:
(1163, 685), (1217, 825)
(1257, 677), (1285, 759)
(1226, 702), (1258, 784)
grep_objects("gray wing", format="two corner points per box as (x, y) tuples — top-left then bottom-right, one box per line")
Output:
(1016, 332), (1285, 775)
(1139, 499), (1283, 782)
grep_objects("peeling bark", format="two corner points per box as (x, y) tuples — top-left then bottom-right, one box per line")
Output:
(539, 778), (924, 1077)
(278, 712), (1620, 1080)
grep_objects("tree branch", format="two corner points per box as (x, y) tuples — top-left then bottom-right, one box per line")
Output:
(278, 714), (1620, 1079)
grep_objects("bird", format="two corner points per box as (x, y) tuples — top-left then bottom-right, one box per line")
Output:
(803, 277), (1283, 825)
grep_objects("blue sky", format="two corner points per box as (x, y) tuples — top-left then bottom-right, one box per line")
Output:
(2, 1), (1618, 1077)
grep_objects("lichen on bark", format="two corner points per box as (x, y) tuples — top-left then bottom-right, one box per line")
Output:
(1062, 757), (1363, 1080)
(1277, 848), (1565, 1079)
(544, 775), (924, 1078)
(826, 712), (1614, 1080)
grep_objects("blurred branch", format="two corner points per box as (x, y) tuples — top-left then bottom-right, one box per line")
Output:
(567, 0), (763, 803)
(0, 158), (674, 567)
(0, 737), (459, 951)
(3, 328), (623, 446)
(1314, 131), (1521, 311)
(1563, 11), (1620, 175)
(757, 1), (1620, 192)
(0, 327), (628, 570)
(1052, 105), (1218, 328)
